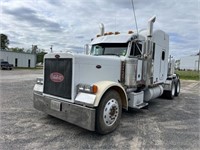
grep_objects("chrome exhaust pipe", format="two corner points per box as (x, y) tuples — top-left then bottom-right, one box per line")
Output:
(99, 23), (104, 36)
(147, 16), (156, 37)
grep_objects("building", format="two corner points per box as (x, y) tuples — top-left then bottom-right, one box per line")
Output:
(179, 55), (199, 70)
(0, 50), (36, 68)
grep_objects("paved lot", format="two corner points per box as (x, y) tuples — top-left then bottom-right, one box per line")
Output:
(0, 69), (199, 150)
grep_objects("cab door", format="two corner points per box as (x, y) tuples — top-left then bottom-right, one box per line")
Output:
(129, 42), (143, 82)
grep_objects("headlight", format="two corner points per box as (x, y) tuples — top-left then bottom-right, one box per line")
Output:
(77, 84), (98, 94)
(36, 77), (43, 85)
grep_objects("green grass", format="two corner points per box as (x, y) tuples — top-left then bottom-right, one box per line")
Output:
(176, 70), (200, 80)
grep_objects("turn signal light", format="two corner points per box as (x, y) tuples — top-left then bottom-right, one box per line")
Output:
(92, 85), (98, 93)
(77, 84), (98, 94)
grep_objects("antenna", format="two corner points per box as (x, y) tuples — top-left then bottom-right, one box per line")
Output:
(130, 0), (139, 36)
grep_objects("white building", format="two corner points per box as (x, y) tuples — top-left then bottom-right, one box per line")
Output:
(0, 50), (36, 68)
(179, 55), (199, 70)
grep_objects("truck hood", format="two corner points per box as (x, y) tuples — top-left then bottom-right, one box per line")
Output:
(43, 52), (122, 101)
(73, 53), (122, 86)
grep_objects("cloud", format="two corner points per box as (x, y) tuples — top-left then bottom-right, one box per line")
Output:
(9, 40), (22, 45)
(46, 0), (63, 6)
(169, 33), (186, 43)
(67, 45), (84, 52)
(3, 7), (62, 32)
(0, 0), (199, 59)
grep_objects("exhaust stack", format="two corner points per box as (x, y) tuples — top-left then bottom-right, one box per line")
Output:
(147, 16), (156, 37)
(145, 16), (156, 86)
(99, 23), (104, 36)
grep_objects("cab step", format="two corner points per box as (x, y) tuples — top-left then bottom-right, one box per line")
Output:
(134, 102), (148, 109)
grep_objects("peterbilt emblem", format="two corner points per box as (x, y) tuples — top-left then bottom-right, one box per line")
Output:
(96, 65), (102, 69)
(50, 72), (64, 83)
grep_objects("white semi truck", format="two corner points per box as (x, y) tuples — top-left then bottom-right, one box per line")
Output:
(33, 16), (180, 134)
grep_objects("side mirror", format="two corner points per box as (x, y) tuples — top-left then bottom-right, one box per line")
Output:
(84, 44), (90, 55)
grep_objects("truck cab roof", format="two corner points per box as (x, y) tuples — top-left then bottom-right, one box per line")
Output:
(90, 33), (138, 45)
(90, 29), (167, 46)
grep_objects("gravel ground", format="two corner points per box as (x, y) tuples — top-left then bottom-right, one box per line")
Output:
(0, 69), (199, 150)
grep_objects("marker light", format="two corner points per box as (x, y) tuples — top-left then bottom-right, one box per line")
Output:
(108, 32), (113, 35)
(128, 31), (134, 34)
(115, 32), (120, 35)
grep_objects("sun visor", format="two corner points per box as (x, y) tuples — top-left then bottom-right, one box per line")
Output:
(90, 34), (134, 45)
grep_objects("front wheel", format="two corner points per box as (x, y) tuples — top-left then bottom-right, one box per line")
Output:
(96, 90), (122, 134)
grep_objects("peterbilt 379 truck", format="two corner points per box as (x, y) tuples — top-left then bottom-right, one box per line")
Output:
(33, 16), (180, 134)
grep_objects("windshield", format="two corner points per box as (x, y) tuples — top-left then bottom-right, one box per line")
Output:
(91, 43), (128, 56)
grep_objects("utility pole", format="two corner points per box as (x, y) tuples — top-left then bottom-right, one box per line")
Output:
(168, 55), (174, 75)
(198, 49), (200, 73)
(169, 55), (173, 69)
(32, 45), (37, 54)
(50, 45), (53, 53)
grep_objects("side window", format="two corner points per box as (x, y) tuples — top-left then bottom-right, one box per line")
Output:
(91, 45), (103, 55)
(162, 50), (165, 60)
(130, 42), (142, 56)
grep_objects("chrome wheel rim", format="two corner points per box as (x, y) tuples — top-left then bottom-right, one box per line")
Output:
(177, 82), (180, 93)
(172, 83), (175, 96)
(103, 99), (119, 126)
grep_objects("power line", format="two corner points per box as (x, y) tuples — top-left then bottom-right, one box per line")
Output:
(130, 0), (139, 36)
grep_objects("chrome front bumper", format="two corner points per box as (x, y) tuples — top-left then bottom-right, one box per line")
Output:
(33, 92), (96, 131)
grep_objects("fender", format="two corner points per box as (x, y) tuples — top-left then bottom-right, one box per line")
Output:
(93, 81), (128, 110)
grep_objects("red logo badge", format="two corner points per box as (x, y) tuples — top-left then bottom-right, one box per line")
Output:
(50, 72), (64, 83)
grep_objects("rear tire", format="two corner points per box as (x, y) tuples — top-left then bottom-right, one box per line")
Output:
(175, 79), (180, 96)
(163, 80), (176, 100)
(96, 90), (122, 134)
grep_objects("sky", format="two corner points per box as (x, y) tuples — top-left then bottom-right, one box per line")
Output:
(0, 0), (199, 59)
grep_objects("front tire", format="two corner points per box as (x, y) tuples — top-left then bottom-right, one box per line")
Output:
(96, 90), (122, 134)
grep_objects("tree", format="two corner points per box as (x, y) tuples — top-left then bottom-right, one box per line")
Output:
(0, 34), (9, 50)
(36, 49), (47, 63)
(10, 47), (25, 53)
